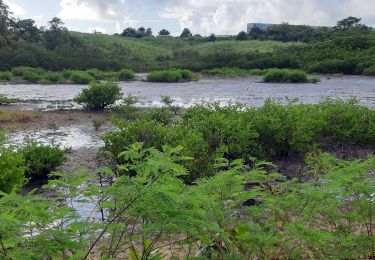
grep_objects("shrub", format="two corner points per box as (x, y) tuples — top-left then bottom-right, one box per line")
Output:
(74, 81), (122, 110)
(104, 99), (375, 182)
(0, 135), (27, 193)
(20, 140), (67, 180)
(308, 59), (356, 74)
(263, 69), (308, 83)
(363, 65), (375, 76)
(0, 71), (12, 81)
(147, 69), (196, 82)
(22, 71), (42, 83)
(39, 72), (63, 84)
(0, 95), (14, 105)
(86, 68), (106, 79)
(70, 71), (95, 84)
(118, 68), (135, 81)
(202, 67), (267, 78)
(11, 66), (44, 77)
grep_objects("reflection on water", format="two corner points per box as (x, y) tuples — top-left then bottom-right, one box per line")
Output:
(1, 76), (375, 110)
(7, 125), (104, 150)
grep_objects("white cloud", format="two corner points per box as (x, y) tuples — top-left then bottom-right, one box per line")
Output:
(4, 0), (26, 17)
(341, 0), (375, 20)
(159, 0), (374, 35)
(58, 0), (137, 33)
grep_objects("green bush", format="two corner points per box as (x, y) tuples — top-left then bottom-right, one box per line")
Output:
(308, 59), (356, 74)
(11, 66), (44, 77)
(0, 71), (12, 81)
(263, 69), (308, 83)
(363, 65), (375, 76)
(70, 71), (95, 84)
(0, 135), (27, 193)
(20, 140), (67, 180)
(22, 71), (42, 83)
(118, 68), (135, 81)
(39, 72), (63, 84)
(147, 69), (196, 82)
(105, 99), (375, 182)
(86, 68), (106, 80)
(74, 81), (122, 110)
(0, 95), (14, 105)
(202, 67), (267, 78)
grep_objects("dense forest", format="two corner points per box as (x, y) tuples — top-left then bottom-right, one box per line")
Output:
(0, 0), (375, 75)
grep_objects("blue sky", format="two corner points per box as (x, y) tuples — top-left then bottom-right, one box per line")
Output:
(4, 0), (375, 36)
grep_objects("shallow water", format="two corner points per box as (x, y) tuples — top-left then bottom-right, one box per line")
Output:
(7, 125), (104, 150)
(1, 76), (375, 110)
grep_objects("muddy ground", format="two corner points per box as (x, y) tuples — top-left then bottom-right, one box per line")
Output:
(2, 108), (113, 171)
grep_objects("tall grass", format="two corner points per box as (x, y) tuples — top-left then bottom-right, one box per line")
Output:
(147, 69), (197, 82)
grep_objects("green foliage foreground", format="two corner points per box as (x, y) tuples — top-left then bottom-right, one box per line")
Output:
(0, 144), (374, 259)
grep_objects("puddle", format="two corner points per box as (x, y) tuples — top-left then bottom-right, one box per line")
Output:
(6, 125), (104, 150)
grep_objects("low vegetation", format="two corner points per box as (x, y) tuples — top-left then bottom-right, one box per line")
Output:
(0, 67), (136, 84)
(0, 109), (36, 123)
(118, 68), (135, 81)
(201, 67), (266, 77)
(104, 99), (375, 182)
(0, 95), (14, 105)
(20, 140), (67, 180)
(0, 71), (12, 81)
(74, 81), (122, 110)
(147, 69), (197, 82)
(263, 69), (308, 83)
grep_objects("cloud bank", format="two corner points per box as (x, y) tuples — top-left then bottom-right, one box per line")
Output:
(53, 0), (375, 35)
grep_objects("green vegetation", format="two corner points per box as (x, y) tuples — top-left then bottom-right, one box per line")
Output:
(69, 71), (95, 84)
(147, 69), (197, 82)
(104, 99), (375, 182)
(117, 68), (135, 81)
(74, 81), (122, 110)
(0, 71), (12, 81)
(364, 65), (375, 76)
(20, 140), (67, 180)
(1, 3), (374, 76)
(0, 95), (13, 105)
(202, 67), (266, 77)
(1, 99), (375, 258)
(1, 66), (136, 84)
(263, 69), (309, 83)
(0, 144), (374, 259)
(0, 134), (26, 193)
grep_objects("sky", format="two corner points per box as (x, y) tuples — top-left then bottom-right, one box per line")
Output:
(3, 0), (375, 36)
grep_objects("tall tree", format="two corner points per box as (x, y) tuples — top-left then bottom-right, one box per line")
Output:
(137, 26), (146, 38)
(180, 28), (192, 38)
(236, 31), (247, 41)
(121, 27), (137, 37)
(335, 16), (362, 30)
(146, 27), (152, 36)
(44, 17), (68, 50)
(12, 18), (41, 42)
(0, 0), (12, 45)
(158, 29), (170, 36)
